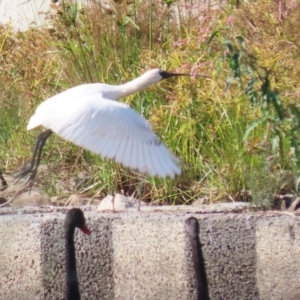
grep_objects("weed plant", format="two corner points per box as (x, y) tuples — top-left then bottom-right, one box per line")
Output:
(1, 0), (300, 206)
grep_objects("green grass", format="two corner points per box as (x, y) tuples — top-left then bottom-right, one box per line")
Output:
(1, 0), (300, 206)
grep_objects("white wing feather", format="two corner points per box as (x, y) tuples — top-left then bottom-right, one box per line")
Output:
(28, 93), (181, 178)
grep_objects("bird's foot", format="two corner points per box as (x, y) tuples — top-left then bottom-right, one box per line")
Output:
(14, 163), (37, 187)
(0, 177), (35, 208)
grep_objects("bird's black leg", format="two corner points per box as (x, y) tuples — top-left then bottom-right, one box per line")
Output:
(15, 129), (53, 183)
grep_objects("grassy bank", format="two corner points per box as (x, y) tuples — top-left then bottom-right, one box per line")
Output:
(1, 0), (300, 206)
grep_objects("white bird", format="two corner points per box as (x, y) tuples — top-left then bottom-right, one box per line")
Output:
(15, 69), (208, 183)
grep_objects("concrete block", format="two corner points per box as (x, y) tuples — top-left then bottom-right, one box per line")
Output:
(0, 206), (299, 299)
(256, 213), (300, 300)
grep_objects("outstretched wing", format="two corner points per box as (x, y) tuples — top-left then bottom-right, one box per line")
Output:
(30, 94), (181, 178)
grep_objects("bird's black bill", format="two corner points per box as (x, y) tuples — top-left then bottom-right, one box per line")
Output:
(159, 70), (210, 80)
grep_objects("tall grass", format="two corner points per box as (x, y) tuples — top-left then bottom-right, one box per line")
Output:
(1, 0), (300, 205)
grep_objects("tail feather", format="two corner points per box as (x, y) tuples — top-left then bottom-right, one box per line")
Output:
(27, 114), (41, 130)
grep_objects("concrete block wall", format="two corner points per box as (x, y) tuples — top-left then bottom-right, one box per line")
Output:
(0, 206), (300, 299)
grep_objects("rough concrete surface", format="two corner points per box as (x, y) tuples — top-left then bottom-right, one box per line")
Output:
(256, 214), (300, 300)
(0, 205), (299, 299)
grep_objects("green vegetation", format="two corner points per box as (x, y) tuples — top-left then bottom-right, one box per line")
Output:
(1, 0), (300, 206)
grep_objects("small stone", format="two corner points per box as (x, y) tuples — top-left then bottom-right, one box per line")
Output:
(97, 193), (147, 212)
(65, 194), (90, 206)
(0, 197), (7, 204)
(192, 196), (209, 206)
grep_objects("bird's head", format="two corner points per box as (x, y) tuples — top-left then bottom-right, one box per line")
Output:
(65, 208), (91, 235)
(141, 68), (210, 84)
(116, 68), (210, 99)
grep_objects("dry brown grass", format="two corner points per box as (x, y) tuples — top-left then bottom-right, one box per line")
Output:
(1, 0), (300, 205)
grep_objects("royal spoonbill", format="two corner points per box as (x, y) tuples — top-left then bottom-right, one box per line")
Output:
(15, 68), (208, 183)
